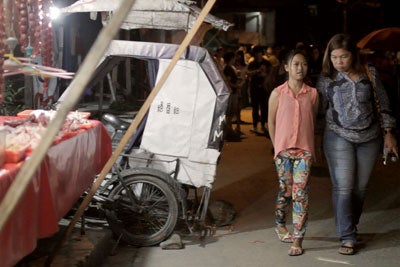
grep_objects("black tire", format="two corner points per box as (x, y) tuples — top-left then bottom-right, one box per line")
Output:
(104, 173), (179, 246)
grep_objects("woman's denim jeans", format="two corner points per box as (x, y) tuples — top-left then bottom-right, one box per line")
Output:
(323, 129), (380, 243)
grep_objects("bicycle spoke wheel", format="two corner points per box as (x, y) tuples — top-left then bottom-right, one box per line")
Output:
(104, 173), (179, 246)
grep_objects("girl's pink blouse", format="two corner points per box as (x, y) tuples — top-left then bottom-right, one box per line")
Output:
(273, 81), (318, 158)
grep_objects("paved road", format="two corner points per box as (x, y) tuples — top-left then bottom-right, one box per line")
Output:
(102, 108), (400, 267)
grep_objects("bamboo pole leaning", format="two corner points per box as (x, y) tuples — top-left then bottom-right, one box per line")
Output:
(45, 0), (217, 264)
(0, 0), (137, 234)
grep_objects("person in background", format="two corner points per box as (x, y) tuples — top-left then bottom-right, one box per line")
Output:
(223, 51), (242, 141)
(274, 47), (290, 87)
(308, 45), (323, 86)
(247, 46), (272, 135)
(214, 46), (225, 72)
(265, 45), (280, 68)
(317, 33), (398, 255)
(235, 49), (250, 120)
(265, 45), (283, 91)
(259, 60), (274, 135)
(268, 49), (319, 256)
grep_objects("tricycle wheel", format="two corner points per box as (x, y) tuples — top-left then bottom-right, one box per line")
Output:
(104, 173), (178, 246)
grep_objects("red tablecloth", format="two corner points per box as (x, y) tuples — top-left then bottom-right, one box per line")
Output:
(0, 119), (112, 267)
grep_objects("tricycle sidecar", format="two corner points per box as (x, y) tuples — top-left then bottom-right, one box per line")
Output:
(59, 40), (231, 246)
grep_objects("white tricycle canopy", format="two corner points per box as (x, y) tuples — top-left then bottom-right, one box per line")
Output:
(59, 40), (230, 188)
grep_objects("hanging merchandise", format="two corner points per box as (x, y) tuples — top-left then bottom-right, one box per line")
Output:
(0, 1), (5, 104)
(1, 0), (74, 107)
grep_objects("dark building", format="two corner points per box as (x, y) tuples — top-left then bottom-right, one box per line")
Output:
(212, 0), (399, 47)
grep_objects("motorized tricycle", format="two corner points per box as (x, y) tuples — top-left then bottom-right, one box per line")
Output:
(59, 40), (230, 246)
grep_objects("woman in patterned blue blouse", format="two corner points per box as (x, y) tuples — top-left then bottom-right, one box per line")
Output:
(317, 33), (398, 256)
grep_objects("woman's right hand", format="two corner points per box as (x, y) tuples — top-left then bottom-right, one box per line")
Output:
(383, 132), (398, 158)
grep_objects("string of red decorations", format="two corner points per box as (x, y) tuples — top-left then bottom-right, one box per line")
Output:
(0, 1), (5, 104)
(41, 0), (53, 94)
(1, 0), (56, 106)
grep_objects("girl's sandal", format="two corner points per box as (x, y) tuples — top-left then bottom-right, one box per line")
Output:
(288, 246), (303, 256)
(274, 228), (293, 243)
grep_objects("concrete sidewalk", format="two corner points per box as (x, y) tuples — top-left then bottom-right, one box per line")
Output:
(20, 107), (400, 267)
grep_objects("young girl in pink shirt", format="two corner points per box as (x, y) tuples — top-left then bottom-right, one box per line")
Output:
(268, 49), (319, 256)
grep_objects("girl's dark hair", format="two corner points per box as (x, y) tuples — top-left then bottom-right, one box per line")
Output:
(321, 33), (364, 78)
(283, 48), (309, 65)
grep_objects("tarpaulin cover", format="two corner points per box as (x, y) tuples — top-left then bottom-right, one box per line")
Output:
(0, 118), (112, 267)
(61, 0), (233, 31)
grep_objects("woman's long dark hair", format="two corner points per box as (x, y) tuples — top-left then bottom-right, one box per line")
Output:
(321, 33), (364, 79)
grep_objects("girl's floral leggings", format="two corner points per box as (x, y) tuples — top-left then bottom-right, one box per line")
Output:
(274, 148), (312, 238)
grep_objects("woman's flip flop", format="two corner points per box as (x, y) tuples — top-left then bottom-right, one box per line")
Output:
(338, 243), (355, 255)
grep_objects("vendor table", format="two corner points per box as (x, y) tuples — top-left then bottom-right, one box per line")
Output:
(0, 118), (112, 267)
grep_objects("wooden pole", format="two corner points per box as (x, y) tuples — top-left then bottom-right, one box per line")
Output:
(0, 0), (137, 232)
(46, 0), (217, 263)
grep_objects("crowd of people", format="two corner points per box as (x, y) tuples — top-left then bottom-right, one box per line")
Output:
(212, 34), (398, 256)
(213, 42), (322, 141)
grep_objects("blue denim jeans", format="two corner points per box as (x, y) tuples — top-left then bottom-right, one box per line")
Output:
(323, 129), (380, 243)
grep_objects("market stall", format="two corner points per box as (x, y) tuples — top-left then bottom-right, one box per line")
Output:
(0, 0), (222, 265)
(0, 114), (112, 267)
